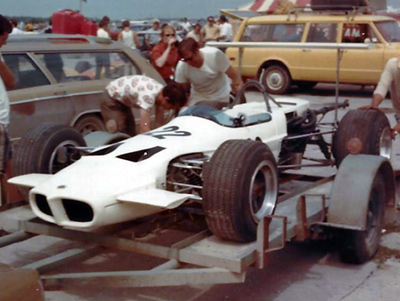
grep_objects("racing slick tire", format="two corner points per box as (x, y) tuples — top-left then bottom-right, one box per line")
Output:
(74, 114), (106, 136)
(332, 109), (391, 167)
(195, 100), (228, 110)
(260, 64), (291, 95)
(338, 173), (385, 264)
(202, 140), (278, 242)
(14, 123), (86, 199)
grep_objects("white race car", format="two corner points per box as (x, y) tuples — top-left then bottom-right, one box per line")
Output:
(9, 81), (392, 243)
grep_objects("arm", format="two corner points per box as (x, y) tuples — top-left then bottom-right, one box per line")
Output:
(133, 32), (141, 49)
(0, 54), (16, 89)
(117, 32), (123, 42)
(226, 65), (242, 92)
(155, 104), (164, 128)
(361, 60), (392, 110)
(139, 109), (151, 133)
(154, 39), (176, 68)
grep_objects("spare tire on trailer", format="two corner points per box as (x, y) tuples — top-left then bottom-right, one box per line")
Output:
(202, 140), (278, 242)
(332, 109), (392, 167)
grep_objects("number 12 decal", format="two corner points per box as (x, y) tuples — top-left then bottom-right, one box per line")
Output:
(145, 126), (191, 139)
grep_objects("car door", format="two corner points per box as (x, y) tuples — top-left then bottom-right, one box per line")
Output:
(300, 22), (338, 82)
(338, 23), (384, 84)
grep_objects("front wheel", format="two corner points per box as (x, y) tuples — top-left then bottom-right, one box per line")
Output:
(14, 123), (86, 176)
(339, 173), (385, 264)
(260, 65), (291, 94)
(202, 140), (278, 242)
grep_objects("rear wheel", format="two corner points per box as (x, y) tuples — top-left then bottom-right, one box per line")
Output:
(202, 140), (278, 242)
(260, 65), (291, 94)
(332, 109), (392, 167)
(339, 173), (385, 264)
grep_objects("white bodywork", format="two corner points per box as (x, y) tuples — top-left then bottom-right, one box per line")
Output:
(9, 96), (309, 229)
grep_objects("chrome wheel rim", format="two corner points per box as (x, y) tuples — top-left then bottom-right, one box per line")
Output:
(249, 160), (278, 222)
(49, 140), (82, 174)
(266, 71), (284, 91)
(379, 127), (392, 159)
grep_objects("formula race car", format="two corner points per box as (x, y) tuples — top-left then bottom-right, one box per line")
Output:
(9, 81), (393, 244)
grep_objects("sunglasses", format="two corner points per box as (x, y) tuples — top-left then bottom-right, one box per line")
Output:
(165, 34), (175, 37)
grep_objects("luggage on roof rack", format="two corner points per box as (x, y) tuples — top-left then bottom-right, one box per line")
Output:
(310, 0), (369, 11)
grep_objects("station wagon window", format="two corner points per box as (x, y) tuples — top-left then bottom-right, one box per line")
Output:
(240, 23), (304, 42)
(374, 21), (400, 42)
(36, 52), (139, 83)
(3, 54), (50, 90)
(307, 23), (337, 43)
(342, 23), (378, 43)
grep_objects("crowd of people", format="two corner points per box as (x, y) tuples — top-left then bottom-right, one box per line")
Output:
(94, 14), (239, 136)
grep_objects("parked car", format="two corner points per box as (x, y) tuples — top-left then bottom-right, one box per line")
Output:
(2, 34), (165, 141)
(226, 8), (400, 94)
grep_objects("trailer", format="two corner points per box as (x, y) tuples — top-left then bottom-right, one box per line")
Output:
(0, 155), (395, 290)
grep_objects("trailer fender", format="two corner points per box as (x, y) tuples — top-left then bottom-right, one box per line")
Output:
(327, 154), (395, 230)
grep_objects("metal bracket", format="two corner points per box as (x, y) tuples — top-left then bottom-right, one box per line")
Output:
(294, 194), (326, 241)
(256, 215), (287, 269)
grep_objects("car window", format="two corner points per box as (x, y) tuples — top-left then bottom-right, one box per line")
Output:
(240, 24), (304, 42)
(342, 23), (378, 43)
(307, 23), (337, 43)
(36, 52), (140, 83)
(374, 21), (400, 42)
(3, 54), (50, 90)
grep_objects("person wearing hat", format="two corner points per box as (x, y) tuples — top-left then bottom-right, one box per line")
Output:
(360, 57), (400, 135)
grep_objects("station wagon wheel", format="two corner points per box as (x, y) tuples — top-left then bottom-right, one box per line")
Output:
(339, 173), (385, 264)
(332, 109), (392, 167)
(260, 65), (291, 94)
(203, 140), (278, 242)
(74, 115), (106, 136)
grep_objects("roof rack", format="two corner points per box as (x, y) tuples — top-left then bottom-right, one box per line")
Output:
(7, 34), (113, 45)
(287, 5), (371, 21)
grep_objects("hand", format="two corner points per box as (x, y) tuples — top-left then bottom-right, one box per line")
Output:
(358, 105), (380, 111)
(391, 123), (400, 139)
(232, 81), (243, 93)
(168, 37), (177, 46)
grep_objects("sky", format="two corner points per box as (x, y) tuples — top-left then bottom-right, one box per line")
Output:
(2, 0), (250, 20)
(2, 0), (400, 20)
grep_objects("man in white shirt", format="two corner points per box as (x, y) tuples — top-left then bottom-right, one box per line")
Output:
(10, 19), (23, 35)
(97, 19), (110, 38)
(175, 38), (242, 106)
(0, 15), (15, 180)
(218, 16), (233, 42)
